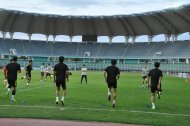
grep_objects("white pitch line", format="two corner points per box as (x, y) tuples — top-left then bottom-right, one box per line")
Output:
(1, 82), (190, 117)
(0, 81), (95, 96)
(16, 84), (54, 92)
(0, 104), (190, 117)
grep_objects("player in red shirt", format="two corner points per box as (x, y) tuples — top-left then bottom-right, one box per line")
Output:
(3, 66), (8, 87)
(3, 59), (13, 87)
(3, 67), (6, 78)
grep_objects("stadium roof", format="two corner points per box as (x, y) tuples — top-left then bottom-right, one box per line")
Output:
(0, 4), (190, 38)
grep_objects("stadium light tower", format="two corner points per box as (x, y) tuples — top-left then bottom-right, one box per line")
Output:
(125, 36), (129, 44)
(10, 32), (14, 40)
(108, 36), (112, 45)
(28, 34), (32, 42)
(2, 32), (6, 40)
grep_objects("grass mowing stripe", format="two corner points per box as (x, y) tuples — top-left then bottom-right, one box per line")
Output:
(0, 82), (54, 96)
(1, 104), (190, 117)
(1, 71), (190, 126)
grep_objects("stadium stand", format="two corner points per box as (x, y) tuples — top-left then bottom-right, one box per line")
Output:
(0, 38), (190, 58)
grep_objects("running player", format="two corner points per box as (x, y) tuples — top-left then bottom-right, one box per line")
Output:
(5, 56), (21, 102)
(147, 62), (163, 110)
(141, 65), (148, 88)
(66, 71), (72, 82)
(81, 64), (87, 84)
(25, 60), (33, 86)
(5, 59), (13, 90)
(40, 63), (45, 82)
(53, 56), (69, 105)
(3, 64), (8, 87)
(104, 59), (120, 107)
(46, 64), (53, 80)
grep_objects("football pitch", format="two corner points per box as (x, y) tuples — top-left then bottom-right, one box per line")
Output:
(0, 71), (190, 126)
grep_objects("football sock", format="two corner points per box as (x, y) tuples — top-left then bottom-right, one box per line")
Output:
(113, 100), (116, 104)
(62, 96), (64, 102)
(159, 92), (161, 95)
(108, 89), (111, 96)
(152, 103), (156, 109)
(152, 103), (155, 107)
(11, 95), (14, 100)
(56, 96), (59, 102)
(8, 88), (11, 92)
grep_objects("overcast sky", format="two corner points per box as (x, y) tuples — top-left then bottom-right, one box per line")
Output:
(0, 0), (189, 42)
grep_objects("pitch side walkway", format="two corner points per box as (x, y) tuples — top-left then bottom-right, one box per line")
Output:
(0, 118), (146, 126)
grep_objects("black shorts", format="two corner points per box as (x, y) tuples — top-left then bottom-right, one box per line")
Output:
(56, 80), (66, 90)
(81, 75), (87, 79)
(107, 81), (117, 88)
(8, 79), (17, 88)
(26, 73), (31, 78)
(151, 84), (162, 93)
(142, 76), (147, 80)
(41, 72), (44, 76)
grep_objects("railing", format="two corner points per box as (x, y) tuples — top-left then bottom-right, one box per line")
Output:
(0, 60), (189, 73)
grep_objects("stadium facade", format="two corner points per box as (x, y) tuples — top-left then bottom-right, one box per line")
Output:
(0, 4), (190, 72)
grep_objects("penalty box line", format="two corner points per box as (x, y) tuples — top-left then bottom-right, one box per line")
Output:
(0, 104), (190, 117)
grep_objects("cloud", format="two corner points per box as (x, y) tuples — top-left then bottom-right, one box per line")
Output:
(44, 0), (103, 7)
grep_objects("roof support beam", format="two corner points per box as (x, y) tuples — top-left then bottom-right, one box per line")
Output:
(2, 32), (6, 40)
(136, 16), (153, 35)
(83, 18), (88, 34)
(103, 18), (114, 37)
(117, 17), (130, 36)
(53, 17), (58, 42)
(68, 17), (73, 36)
(184, 9), (190, 20)
(45, 17), (50, 36)
(27, 15), (35, 35)
(148, 36), (153, 44)
(151, 15), (171, 35)
(45, 17), (50, 42)
(132, 36), (136, 44)
(108, 36), (112, 44)
(53, 17), (58, 36)
(156, 13), (178, 34)
(125, 36), (129, 44)
(89, 18), (96, 35)
(1, 12), (12, 32)
(122, 18), (136, 36)
(9, 14), (19, 33)
(172, 12), (190, 29)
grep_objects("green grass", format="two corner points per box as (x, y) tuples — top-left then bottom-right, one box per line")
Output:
(0, 70), (190, 126)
